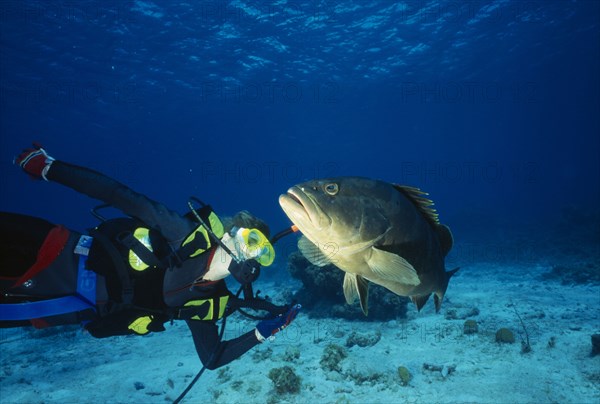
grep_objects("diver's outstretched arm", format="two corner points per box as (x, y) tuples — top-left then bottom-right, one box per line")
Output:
(14, 144), (193, 243)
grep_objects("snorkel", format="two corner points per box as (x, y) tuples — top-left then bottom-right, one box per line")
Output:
(187, 197), (242, 263)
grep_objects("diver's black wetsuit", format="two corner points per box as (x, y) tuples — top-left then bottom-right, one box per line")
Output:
(0, 160), (260, 369)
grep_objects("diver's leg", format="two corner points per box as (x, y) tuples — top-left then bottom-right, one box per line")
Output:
(0, 214), (91, 329)
(0, 212), (55, 278)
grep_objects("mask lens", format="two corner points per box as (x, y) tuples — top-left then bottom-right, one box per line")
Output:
(236, 228), (275, 266)
(247, 230), (260, 246)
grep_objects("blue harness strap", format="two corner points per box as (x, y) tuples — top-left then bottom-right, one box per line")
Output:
(0, 235), (97, 321)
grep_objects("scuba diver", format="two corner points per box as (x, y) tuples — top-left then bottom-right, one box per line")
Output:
(0, 144), (301, 373)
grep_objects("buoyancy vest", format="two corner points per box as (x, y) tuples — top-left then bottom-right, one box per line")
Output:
(88, 206), (231, 329)
(93, 204), (225, 275)
(87, 218), (170, 307)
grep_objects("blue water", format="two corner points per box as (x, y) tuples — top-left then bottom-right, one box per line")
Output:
(1, 0), (598, 263)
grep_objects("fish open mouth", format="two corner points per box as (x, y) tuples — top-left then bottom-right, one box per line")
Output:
(280, 187), (310, 220)
(279, 186), (327, 230)
(287, 189), (303, 207)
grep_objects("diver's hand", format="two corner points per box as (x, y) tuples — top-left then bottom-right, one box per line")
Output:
(255, 304), (301, 342)
(14, 143), (55, 181)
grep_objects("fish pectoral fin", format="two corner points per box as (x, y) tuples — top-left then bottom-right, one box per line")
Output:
(298, 236), (334, 267)
(343, 273), (369, 316)
(368, 248), (421, 286)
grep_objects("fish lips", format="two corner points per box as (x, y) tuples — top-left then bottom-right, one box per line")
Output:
(279, 186), (330, 231)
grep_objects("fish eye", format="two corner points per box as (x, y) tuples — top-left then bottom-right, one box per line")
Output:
(324, 183), (339, 196)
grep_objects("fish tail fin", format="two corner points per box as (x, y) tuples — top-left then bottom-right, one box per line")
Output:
(436, 224), (453, 257)
(434, 267), (459, 312)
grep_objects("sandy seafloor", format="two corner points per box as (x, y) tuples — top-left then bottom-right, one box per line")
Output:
(1, 258), (599, 404)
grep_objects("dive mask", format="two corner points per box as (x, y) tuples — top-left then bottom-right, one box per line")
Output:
(232, 227), (275, 266)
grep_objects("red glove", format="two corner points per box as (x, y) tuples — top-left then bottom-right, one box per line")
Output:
(14, 143), (55, 181)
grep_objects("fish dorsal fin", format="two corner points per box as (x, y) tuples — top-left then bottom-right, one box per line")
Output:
(410, 294), (431, 311)
(394, 184), (440, 225)
(395, 185), (454, 256)
(436, 224), (453, 257)
(367, 247), (421, 286)
(298, 236), (333, 267)
(343, 273), (369, 315)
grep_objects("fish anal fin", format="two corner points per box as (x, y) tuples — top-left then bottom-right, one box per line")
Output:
(434, 267), (460, 312)
(433, 294), (442, 313)
(342, 273), (370, 316)
(368, 247), (420, 286)
(410, 294), (431, 311)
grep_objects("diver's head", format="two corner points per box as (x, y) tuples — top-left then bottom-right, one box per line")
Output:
(230, 226), (275, 267)
(220, 210), (274, 267)
(223, 210), (271, 239)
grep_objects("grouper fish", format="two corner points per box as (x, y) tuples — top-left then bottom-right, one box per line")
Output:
(279, 177), (457, 315)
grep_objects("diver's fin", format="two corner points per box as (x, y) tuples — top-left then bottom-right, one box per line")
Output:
(298, 236), (333, 267)
(410, 294), (431, 311)
(343, 273), (369, 316)
(434, 267), (460, 312)
(436, 224), (453, 257)
(367, 247), (421, 286)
